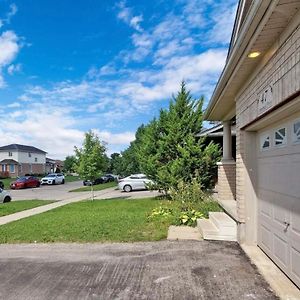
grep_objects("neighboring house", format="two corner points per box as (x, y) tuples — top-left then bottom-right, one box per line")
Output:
(202, 0), (300, 289)
(196, 123), (236, 159)
(0, 144), (47, 177)
(46, 158), (64, 174)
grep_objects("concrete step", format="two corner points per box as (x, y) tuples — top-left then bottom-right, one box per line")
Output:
(209, 212), (237, 236)
(197, 218), (237, 242)
(197, 218), (218, 236)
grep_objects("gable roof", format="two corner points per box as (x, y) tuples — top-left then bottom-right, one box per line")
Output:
(196, 123), (236, 137)
(0, 159), (19, 165)
(0, 144), (47, 154)
(227, 0), (253, 59)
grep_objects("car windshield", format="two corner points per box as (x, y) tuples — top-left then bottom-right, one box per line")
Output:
(16, 177), (27, 182)
(46, 174), (56, 178)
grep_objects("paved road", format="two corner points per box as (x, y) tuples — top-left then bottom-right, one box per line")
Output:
(0, 241), (277, 300)
(9, 181), (85, 201)
(9, 181), (161, 201)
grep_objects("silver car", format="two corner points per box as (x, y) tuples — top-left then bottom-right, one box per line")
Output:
(0, 188), (12, 203)
(118, 174), (153, 192)
(40, 173), (65, 185)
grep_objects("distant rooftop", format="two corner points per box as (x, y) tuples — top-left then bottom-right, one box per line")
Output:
(0, 144), (47, 154)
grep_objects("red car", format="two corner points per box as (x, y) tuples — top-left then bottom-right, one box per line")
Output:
(10, 176), (41, 189)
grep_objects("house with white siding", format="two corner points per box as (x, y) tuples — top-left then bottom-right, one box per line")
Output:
(0, 144), (47, 177)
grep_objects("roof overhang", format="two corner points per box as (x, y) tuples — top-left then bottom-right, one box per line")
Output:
(205, 0), (300, 121)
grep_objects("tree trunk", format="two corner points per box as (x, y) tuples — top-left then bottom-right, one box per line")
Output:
(91, 184), (94, 201)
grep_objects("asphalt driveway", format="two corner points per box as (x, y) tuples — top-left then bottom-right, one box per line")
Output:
(0, 241), (277, 300)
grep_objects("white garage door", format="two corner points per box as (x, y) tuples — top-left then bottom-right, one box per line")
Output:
(257, 116), (300, 288)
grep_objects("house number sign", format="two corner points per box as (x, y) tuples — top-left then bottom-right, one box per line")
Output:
(258, 84), (273, 112)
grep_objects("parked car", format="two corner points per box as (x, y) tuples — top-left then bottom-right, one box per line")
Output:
(40, 173), (65, 185)
(104, 174), (117, 182)
(83, 176), (107, 186)
(0, 181), (4, 189)
(10, 176), (41, 189)
(118, 174), (154, 192)
(0, 188), (11, 203)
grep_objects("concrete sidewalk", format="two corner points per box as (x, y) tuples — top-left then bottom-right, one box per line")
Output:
(0, 187), (117, 226)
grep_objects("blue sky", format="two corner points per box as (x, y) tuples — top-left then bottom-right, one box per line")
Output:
(0, 0), (237, 158)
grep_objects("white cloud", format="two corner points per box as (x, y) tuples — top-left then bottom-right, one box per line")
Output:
(0, 30), (21, 87)
(0, 31), (19, 66)
(117, 1), (143, 32)
(129, 15), (143, 31)
(6, 4), (18, 24)
(0, 101), (134, 158)
(94, 130), (135, 145)
(0, 3), (18, 28)
(207, 3), (237, 44)
(7, 102), (21, 108)
(7, 63), (22, 75)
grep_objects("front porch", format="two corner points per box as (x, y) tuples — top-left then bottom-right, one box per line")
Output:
(198, 120), (240, 241)
(0, 159), (20, 178)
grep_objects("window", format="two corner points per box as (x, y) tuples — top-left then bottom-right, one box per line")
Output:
(274, 127), (287, 146)
(292, 119), (300, 144)
(9, 164), (15, 173)
(8, 152), (12, 157)
(260, 134), (270, 150)
(35, 157), (38, 162)
(28, 152), (32, 157)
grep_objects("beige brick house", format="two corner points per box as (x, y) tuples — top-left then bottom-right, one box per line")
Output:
(202, 0), (300, 290)
(0, 144), (47, 177)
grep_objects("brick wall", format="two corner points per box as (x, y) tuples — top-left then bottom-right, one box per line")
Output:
(236, 25), (300, 222)
(217, 162), (236, 201)
(19, 163), (45, 176)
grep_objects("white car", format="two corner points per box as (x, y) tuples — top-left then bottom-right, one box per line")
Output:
(41, 173), (65, 185)
(0, 188), (11, 203)
(118, 174), (153, 192)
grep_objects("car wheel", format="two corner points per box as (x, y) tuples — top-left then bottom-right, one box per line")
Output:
(36, 182), (40, 188)
(62, 179), (65, 184)
(52, 180), (56, 185)
(3, 196), (11, 203)
(123, 185), (132, 192)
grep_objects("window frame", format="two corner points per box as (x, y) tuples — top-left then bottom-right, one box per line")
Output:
(9, 164), (15, 173)
(273, 126), (287, 148)
(260, 132), (271, 151)
(292, 118), (300, 145)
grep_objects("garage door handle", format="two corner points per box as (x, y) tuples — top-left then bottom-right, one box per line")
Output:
(283, 222), (290, 232)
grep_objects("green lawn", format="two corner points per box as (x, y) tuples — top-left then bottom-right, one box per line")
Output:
(0, 198), (221, 243)
(69, 181), (117, 192)
(0, 200), (55, 217)
(64, 175), (81, 182)
(1, 178), (14, 189)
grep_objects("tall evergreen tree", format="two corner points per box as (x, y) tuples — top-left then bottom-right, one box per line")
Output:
(137, 82), (221, 190)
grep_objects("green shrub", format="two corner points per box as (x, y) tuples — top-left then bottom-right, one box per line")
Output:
(177, 209), (203, 226)
(169, 178), (209, 203)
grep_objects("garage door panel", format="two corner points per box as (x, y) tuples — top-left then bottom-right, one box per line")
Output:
(260, 224), (273, 253)
(289, 155), (300, 197)
(291, 247), (300, 284)
(259, 193), (272, 218)
(258, 157), (290, 194)
(273, 233), (289, 268)
(257, 119), (300, 289)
